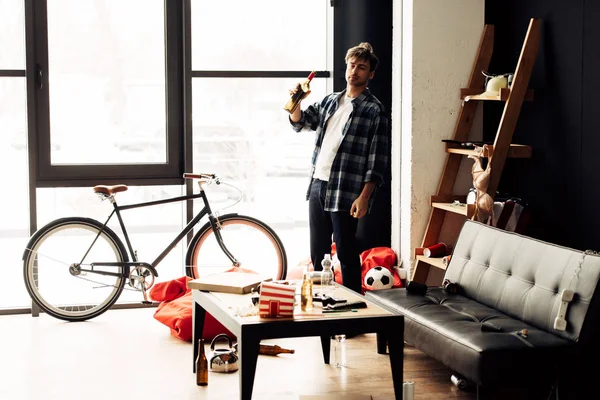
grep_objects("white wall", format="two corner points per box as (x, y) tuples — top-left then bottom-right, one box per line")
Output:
(391, 0), (484, 276)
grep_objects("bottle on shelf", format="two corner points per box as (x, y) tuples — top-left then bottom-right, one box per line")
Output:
(301, 266), (314, 312)
(320, 254), (334, 297)
(284, 70), (316, 114)
(196, 338), (208, 386)
(259, 344), (295, 356)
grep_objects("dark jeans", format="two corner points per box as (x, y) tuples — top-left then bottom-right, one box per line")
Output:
(309, 179), (362, 293)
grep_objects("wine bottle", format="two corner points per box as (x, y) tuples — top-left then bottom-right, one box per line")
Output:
(284, 71), (316, 114)
(258, 344), (295, 356)
(196, 338), (208, 386)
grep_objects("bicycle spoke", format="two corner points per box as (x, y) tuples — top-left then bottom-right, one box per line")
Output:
(187, 215), (287, 280)
(23, 218), (127, 321)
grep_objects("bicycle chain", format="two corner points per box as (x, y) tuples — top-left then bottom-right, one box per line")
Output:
(32, 250), (146, 292)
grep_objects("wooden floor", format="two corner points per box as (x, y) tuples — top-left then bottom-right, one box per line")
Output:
(0, 308), (477, 400)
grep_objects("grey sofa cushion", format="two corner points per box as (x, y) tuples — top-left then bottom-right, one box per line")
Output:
(444, 221), (600, 341)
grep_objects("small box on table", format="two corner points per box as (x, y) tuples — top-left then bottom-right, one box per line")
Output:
(259, 281), (296, 317)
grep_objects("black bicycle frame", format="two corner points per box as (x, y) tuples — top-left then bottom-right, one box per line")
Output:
(81, 188), (237, 278)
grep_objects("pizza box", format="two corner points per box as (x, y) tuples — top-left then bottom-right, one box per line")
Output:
(187, 271), (272, 294)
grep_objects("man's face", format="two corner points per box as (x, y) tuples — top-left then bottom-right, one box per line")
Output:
(345, 57), (374, 88)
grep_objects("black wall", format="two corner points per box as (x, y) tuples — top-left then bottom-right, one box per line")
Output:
(334, 0), (393, 251)
(485, 1), (600, 251)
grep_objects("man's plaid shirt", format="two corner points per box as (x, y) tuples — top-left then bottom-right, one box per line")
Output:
(290, 88), (389, 212)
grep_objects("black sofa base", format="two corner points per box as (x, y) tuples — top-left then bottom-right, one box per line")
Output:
(367, 287), (572, 396)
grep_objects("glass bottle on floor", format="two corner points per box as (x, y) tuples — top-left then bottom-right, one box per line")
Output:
(333, 334), (346, 367)
(196, 338), (208, 386)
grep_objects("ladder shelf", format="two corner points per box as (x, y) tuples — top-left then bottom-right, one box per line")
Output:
(412, 18), (541, 285)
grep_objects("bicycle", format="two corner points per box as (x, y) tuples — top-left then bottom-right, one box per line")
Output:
(22, 173), (288, 322)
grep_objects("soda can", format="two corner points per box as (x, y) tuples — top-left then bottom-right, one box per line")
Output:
(451, 374), (469, 389)
(402, 381), (415, 400)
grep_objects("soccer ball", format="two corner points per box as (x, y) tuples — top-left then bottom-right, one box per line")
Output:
(364, 266), (394, 290)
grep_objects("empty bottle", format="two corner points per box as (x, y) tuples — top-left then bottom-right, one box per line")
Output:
(259, 344), (295, 356)
(333, 334), (346, 367)
(196, 338), (208, 386)
(301, 266), (314, 312)
(320, 254), (334, 296)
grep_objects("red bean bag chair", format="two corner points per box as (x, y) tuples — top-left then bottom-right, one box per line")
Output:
(149, 275), (235, 342)
(357, 246), (403, 293)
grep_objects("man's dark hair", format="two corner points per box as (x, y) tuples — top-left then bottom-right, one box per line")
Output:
(345, 42), (379, 71)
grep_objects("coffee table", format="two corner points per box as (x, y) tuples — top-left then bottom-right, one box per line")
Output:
(189, 283), (404, 400)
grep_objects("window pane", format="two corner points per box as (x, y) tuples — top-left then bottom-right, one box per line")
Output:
(37, 185), (187, 305)
(192, 78), (325, 267)
(46, 0), (166, 165)
(191, 0), (328, 71)
(0, 78), (30, 309)
(0, 0), (25, 69)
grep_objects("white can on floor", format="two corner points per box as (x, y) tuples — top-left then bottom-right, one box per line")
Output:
(403, 381), (415, 400)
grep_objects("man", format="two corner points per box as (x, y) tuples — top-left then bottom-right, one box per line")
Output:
(288, 42), (389, 294)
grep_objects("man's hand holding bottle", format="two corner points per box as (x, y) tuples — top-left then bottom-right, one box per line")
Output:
(284, 71), (316, 121)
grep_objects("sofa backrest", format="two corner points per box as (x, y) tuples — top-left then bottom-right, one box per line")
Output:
(444, 220), (600, 341)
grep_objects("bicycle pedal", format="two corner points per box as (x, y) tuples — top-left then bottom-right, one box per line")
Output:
(141, 301), (153, 305)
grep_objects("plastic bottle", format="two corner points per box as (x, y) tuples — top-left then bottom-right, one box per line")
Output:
(320, 254), (334, 296)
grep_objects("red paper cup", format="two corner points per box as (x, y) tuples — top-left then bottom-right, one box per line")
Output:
(423, 243), (447, 258)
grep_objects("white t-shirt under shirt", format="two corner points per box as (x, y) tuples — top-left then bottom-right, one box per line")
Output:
(312, 94), (354, 181)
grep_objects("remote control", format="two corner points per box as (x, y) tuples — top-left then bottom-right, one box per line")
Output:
(324, 300), (367, 311)
(313, 295), (347, 306)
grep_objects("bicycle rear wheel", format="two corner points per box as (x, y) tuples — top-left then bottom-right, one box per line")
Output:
(23, 217), (128, 322)
(185, 214), (287, 281)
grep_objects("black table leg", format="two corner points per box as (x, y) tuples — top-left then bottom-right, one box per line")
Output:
(192, 300), (206, 372)
(320, 335), (331, 364)
(239, 333), (260, 400)
(376, 332), (388, 354)
(386, 319), (404, 400)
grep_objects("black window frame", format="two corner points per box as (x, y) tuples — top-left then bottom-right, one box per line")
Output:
(27, 0), (185, 188)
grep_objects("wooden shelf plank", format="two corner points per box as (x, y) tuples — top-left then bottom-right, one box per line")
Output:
(430, 195), (467, 204)
(445, 143), (532, 158)
(460, 87), (534, 102)
(415, 255), (447, 271)
(432, 202), (472, 217)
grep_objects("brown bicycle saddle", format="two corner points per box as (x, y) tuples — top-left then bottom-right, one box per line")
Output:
(93, 184), (128, 196)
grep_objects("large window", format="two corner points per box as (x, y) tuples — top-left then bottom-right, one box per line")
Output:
(190, 0), (332, 271)
(0, 0), (332, 313)
(191, 0), (328, 71)
(46, 0), (166, 165)
(32, 0), (183, 185)
(1, 0), (30, 310)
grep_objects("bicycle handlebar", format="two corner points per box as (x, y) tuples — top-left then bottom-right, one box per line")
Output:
(183, 173), (217, 181)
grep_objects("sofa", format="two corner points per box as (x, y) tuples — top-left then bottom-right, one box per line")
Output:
(366, 220), (600, 399)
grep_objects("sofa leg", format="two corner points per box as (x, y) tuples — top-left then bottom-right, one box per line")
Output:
(376, 332), (387, 354)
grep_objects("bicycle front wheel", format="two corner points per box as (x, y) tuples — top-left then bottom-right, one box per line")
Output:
(185, 214), (287, 281)
(23, 217), (128, 322)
